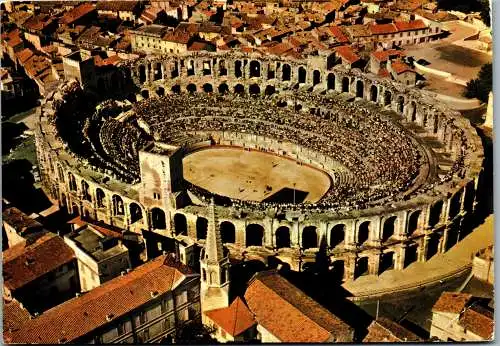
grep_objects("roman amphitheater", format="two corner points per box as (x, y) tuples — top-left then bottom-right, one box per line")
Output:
(35, 51), (485, 282)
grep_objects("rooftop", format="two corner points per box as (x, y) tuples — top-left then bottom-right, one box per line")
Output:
(59, 3), (95, 25)
(2, 207), (43, 234)
(432, 292), (473, 314)
(363, 317), (423, 342)
(205, 297), (256, 337)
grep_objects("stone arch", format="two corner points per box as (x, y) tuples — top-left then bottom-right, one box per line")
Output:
(356, 80), (364, 98)
(96, 188), (106, 208)
(81, 180), (91, 201)
(196, 217), (208, 240)
(141, 89), (149, 99)
(382, 216), (397, 242)
(249, 60), (261, 78)
(275, 226), (290, 249)
(234, 84), (245, 94)
(407, 210), (421, 235)
(384, 90), (392, 106)
(358, 221), (370, 245)
(187, 60), (195, 76)
(313, 70), (321, 86)
(301, 226), (318, 249)
(174, 213), (188, 235)
(218, 83), (229, 94)
(71, 203), (80, 216)
(331, 259), (345, 281)
(61, 193), (67, 208)
(68, 172), (77, 191)
(329, 224), (345, 248)
(186, 83), (197, 93)
(57, 165), (65, 182)
(171, 85), (180, 94)
(463, 181), (475, 212)
(380, 252), (395, 273)
(282, 64), (291, 81)
(129, 202), (143, 223)
(112, 195), (124, 216)
(409, 100), (417, 122)
(404, 246), (418, 268)
(170, 61), (179, 78)
(151, 208), (166, 229)
(370, 84), (378, 102)
(202, 60), (212, 76)
(220, 221), (235, 243)
(157, 87), (165, 97)
(298, 66), (306, 84)
(153, 62), (162, 81)
(246, 224), (264, 247)
(327, 73), (335, 90)
(397, 96), (404, 114)
(235, 60), (243, 78)
(355, 256), (369, 278)
(202, 83), (213, 93)
(429, 200), (443, 228)
(219, 60), (227, 76)
(426, 235), (440, 260)
(342, 76), (349, 92)
(264, 85), (275, 96)
(249, 84), (260, 95)
(448, 192), (462, 220)
(139, 65), (146, 83)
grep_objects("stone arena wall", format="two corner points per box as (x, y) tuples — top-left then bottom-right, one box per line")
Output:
(35, 51), (485, 281)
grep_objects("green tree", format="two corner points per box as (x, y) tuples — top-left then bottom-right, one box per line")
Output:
(464, 63), (492, 103)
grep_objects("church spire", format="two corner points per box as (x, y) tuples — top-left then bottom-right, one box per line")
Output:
(205, 198), (224, 264)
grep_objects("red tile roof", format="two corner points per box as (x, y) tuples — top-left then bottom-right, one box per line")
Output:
(394, 20), (427, 32)
(369, 23), (398, 35)
(3, 298), (32, 334)
(163, 30), (191, 44)
(335, 45), (360, 64)
(3, 233), (76, 292)
(59, 3), (95, 25)
(244, 271), (353, 343)
(432, 292), (472, 314)
(205, 297), (256, 337)
(2, 207), (42, 233)
(328, 25), (350, 43)
(458, 305), (494, 339)
(390, 60), (414, 74)
(363, 318), (422, 342)
(5, 255), (196, 344)
(371, 49), (405, 62)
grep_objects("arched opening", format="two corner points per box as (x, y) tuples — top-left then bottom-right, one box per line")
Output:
(246, 224), (264, 247)
(448, 192), (462, 220)
(219, 60), (227, 76)
(275, 226), (290, 249)
(202, 60), (211, 76)
(139, 65), (146, 83)
(83, 209), (90, 221)
(61, 193), (67, 208)
(426, 235), (440, 260)
(81, 180), (91, 201)
(129, 203), (143, 223)
(331, 260), (344, 281)
(202, 83), (213, 93)
(186, 84), (197, 93)
(264, 85), (275, 96)
(171, 62), (179, 78)
(196, 217), (208, 240)
(356, 80), (364, 98)
(327, 73), (335, 90)
(157, 87), (165, 97)
(429, 200), (443, 228)
(249, 84), (260, 95)
(282, 64), (291, 81)
(234, 84), (244, 94)
(249, 60), (261, 78)
(57, 166), (65, 182)
(151, 208), (166, 229)
(220, 221), (235, 243)
(141, 89), (149, 99)
(404, 246), (418, 268)
(313, 70), (321, 86)
(370, 85), (378, 102)
(329, 224), (345, 248)
(355, 257), (369, 278)
(382, 216), (397, 242)
(380, 252), (395, 273)
(112, 195), (124, 216)
(407, 210), (421, 236)
(358, 221), (370, 245)
(218, 83), (229, 94)
(235, 60), (243, 78)
(410, 101), (417, 121)
(301, 226), (317, 249)
(153, 62), (162, 81)
(384, 90), (392, 106)
(187, 60), (195, 76)
(463, 182), (475, 212)
(71, 203), (80, 216)
(96, 188), (106, 208)
(174, 213), (188, 235)
(397, 96), (404, 114)
(68, 173), (77, 191)
(171, 85), (180, 94)
(298, 66), (306, 84)
(327, 53), (336, 69)
(342, 77), (349, 92)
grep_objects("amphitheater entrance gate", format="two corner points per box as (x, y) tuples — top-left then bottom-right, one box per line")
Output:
(302, 226), (318, 249)
(218, 83), (229, 94)
(246, 224), (264, 247)
(275, 226), (290, 249)
(220, 221), (235, 243)
(330, 224), (345, 248)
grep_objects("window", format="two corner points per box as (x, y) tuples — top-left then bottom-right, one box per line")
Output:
(101, 328), (119, 343)
(147, 303), (162, 321)
(175, 291), (187, 306)
(176, 308), (188, 322)
(161, 297), (173, 314)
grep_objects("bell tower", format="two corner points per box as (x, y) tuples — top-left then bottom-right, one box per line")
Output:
(200, 199), (230, 318)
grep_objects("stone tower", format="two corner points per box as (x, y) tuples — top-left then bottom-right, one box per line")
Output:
(200, 199), (230, 319)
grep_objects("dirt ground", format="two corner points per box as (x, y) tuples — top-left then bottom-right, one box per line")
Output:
(183, 147), (331, 203)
